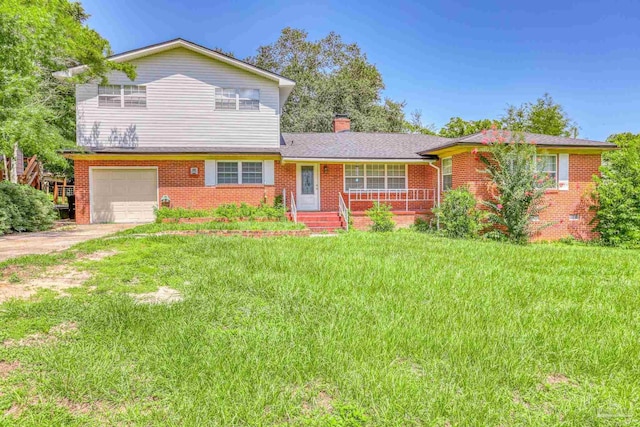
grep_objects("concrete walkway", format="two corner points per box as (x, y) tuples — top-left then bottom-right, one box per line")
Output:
(0, 224), (136, 262)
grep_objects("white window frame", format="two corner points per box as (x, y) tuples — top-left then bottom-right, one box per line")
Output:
(343, 164), (408, 191)
(98, 84), (147, 108)
(214, 88), (260, 111)
(535, 154), (558, 189)
(442, 157), (452, 191)
(214, 160), (264, 185)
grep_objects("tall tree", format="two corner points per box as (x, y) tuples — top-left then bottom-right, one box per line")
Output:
(0, 0), (134, 181)
(502, 93), (578, 137)
(247, 28), (405, 133)
(439, 117), (501, 138)
(403, 110), (436, 135)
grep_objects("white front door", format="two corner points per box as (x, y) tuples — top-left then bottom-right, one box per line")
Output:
(296, 164), (320, 211)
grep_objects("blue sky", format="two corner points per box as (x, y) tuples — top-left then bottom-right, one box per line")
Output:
(82, 0), (640, 140)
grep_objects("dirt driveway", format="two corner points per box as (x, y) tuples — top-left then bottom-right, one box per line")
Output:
(0, 224), (136, 262)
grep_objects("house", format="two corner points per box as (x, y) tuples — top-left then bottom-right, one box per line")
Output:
(57, 38), (616, 240)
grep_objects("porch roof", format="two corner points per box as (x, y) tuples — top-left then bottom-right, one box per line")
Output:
(280, 132), (445, 161)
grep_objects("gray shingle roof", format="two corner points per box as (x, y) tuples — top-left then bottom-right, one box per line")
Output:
(65, 131), (615, 158)
(280, 132), (449, 160)
(417, 131), (616, 154)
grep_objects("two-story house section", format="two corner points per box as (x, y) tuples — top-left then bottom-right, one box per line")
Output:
(57, 38), (295, 224)
(58, 38), (617, 241)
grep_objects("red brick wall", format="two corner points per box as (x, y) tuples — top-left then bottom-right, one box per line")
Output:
(74, 159), (279, 224)
(446, 151), (601, 241)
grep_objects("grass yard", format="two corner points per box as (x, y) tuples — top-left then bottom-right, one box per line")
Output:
(0, 231), (639, 425)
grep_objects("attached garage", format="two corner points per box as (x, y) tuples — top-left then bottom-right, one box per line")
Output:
(90, 168), (158, 223)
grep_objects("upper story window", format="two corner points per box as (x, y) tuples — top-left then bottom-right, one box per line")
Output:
(344, 164), (407, 191)
(442, 157), (452, 190)
(98, 85), (146, 108)
(215, 88), (260, 111)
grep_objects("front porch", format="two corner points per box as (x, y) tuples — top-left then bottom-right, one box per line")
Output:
(285, 186), (437, 232)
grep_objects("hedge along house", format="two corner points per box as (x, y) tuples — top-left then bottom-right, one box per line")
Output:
(57, 38), (617, 239)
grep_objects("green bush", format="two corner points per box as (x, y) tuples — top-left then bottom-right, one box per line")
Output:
(432, 187), (485, 238)
(0, 181), (57, 234)
(413, 216), (435, 233)
(155, 201), (286, 222)
(593, 133), (640, 247)
(365, 202), (395, 232)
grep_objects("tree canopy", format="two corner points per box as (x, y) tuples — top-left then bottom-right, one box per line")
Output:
(247, 28), (405, 133)
(438, 94), (578, 138)
(0, 0), (134, 179)
(502, 93), (578, 137)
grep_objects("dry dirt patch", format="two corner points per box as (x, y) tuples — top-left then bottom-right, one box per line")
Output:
(0, 360), (21, 378)
(0, 250), (119, 303)
(130, 287), (183, 305)
(2, 322), (78, 348)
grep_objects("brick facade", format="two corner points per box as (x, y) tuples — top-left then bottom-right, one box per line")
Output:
(75, 153), (602, 240)
(445, 151), (601, 241)
(74, 159), (280, 224)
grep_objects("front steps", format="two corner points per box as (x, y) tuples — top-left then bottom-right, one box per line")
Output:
(292, 212), (345, 233)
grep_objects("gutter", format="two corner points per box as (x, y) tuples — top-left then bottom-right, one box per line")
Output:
(281, 157), (437, 164)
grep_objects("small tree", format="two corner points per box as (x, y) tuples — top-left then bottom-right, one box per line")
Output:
(478, 129), (552, 243)
(433, 187), (485, 238)
(592, 133), (640, 246)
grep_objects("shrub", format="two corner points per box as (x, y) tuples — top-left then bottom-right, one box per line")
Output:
(365, 202), (395, 232)
(432, 187), (485, 238)
(0, 182), (57, 234)
(592, 132), (640, 247)
(155, 201), (286, 222)
(413, 216), (435, 233)
(477, 128), (552, 244)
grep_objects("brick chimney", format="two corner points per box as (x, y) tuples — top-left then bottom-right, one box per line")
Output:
(332, 114), (350, 133)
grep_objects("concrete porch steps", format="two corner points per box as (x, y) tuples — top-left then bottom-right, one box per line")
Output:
(290, 212), (346, 233)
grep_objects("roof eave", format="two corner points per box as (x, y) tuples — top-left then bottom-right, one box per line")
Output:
(55, 38), (296, 87)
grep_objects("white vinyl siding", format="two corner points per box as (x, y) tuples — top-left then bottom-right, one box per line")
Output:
(77, 47), (280, 148)
(205, 160), (270, 186)
(344, 164), (407, 191)
(442, 158), (452, 191)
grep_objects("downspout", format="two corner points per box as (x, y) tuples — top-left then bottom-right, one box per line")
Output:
(428, 161), (441, 230)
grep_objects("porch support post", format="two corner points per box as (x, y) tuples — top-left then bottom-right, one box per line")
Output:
(428, 161), (441, 230)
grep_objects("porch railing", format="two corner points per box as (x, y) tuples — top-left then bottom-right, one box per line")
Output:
(290, 191), (298, 223)
(338, 192), (349, 232)
(347, 188), (435, 211)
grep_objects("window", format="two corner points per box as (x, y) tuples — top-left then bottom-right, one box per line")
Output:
(215, 88), (260, 111)
(344, 164), (407, 191)
(569, 214), (580, 221)
(241, 162), (263, 184)
(238, 89), (260, 110)
(344, 164), (365, 190)
(442, 158), (452, 191)
(216, 161), (263, 184)
(535, 154), (557, 188)
(98, 85), (146, 108)
(98, 85), (122, 107)
(123, 85), (146, 107)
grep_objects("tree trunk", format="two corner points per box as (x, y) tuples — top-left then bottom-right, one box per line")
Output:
(10, 143), (18, 183)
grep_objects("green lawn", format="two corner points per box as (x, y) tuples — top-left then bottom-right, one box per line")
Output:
(1, 232), (639, 425)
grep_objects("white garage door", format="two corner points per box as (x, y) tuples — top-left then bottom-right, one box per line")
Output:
(91, 168), (158, 223)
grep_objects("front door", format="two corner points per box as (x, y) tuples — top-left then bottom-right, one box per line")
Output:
(296, 164), (320, 211)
